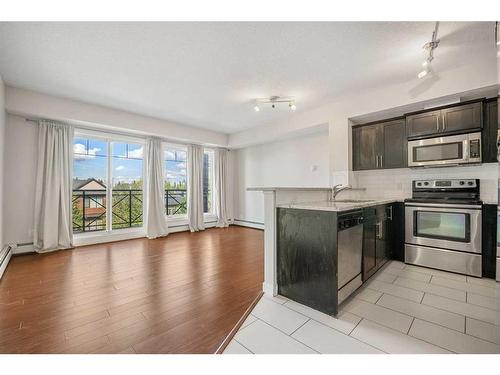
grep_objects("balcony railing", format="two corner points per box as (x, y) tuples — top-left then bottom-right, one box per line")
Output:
(72, 188), (188, 233)
(165, 189), (187, 216)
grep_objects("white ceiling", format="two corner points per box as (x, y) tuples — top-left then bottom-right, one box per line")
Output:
(0, 22), (495, 134)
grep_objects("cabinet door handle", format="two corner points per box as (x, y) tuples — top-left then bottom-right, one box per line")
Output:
(442, 115), (445, 131)
(376, 221), (382, 239)
(376, 155), (379, 168)
(380, 155), (383, 168)
(436, 116), (440, 131)
(387, 206), (393, 220)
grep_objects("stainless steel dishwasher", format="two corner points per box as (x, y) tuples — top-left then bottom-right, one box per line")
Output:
(337, 210), (364, 304)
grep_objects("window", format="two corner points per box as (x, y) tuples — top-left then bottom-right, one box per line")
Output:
(84, 196), (104, 208)
(111, 142), (144, 230)
(73, 137), (108, 233)
(164, 145), (187, 216)
(203, 149), (214, 214)
(72, 134), (144, 234)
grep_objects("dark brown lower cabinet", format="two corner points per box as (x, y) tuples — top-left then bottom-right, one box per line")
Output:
(363, 204), (393, 281)
(482, 204), (497, 279)
(276, 208), (338, 315)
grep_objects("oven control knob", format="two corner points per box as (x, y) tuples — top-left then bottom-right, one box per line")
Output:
(459, 181), (465, 185)
(416, 182), (422, 186)
(424, 182), (429, 186)
(468, 181), (473, 186)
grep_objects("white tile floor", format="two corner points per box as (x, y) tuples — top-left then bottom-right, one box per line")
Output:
(223, 261), (500, 354)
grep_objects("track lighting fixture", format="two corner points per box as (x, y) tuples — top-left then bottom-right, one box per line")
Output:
(253, 96), (297, 112)
(418, 22), (440, 79)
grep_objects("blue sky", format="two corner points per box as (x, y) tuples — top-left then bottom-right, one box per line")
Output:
(73, 138), (186, 184)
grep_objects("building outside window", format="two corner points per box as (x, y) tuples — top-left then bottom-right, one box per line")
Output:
(72, 134), (144, 234)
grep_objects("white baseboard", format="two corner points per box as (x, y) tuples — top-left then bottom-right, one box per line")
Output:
(0, 247), (13, 279)
(233, 219), (264, 230)
(168, 221), (217, 234)
(10, 220), (254, 251)
(13, 243), (34, 254)
(74, 230), (146, 247)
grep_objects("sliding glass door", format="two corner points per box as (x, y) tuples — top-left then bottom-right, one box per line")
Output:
(72, 132), (144, 234)
(111, 142), (144, 230)
(73, 137), (108, 233)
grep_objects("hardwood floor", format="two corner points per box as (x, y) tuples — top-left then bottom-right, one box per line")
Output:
(0, 226), (264, 353)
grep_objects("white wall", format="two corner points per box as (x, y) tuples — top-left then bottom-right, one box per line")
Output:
(5, 86), (228, 147)
(0, 75), (5, 248)
(2, 115), (38, 246)
(234, 130), (330, 225)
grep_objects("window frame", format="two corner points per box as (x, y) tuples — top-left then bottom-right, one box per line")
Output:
(203, 148), (216, 216)
(73, 129), (146, 235)
(163, 142), (188, 219)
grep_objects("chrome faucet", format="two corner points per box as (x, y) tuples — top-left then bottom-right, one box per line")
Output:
(330, 184), (352, 201)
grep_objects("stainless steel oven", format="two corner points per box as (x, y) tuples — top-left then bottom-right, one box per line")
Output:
(405, 203), (482, 254)
(408, 132), (481, 167)
(404, 179), (482, 277)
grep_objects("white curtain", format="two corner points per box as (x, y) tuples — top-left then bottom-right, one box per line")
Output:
(187, 144), (205, 232)
(145, 138), (169, 239)
(214, 148), (229, 227)
(33, 120), (74, 253)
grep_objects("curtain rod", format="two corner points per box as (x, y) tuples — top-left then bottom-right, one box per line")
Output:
(24, 117), (226, 149)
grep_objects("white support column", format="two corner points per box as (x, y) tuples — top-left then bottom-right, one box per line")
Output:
(262, 190), (277, 296)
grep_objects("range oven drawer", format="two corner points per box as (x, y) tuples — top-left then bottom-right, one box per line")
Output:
(405, 244), (482, 277)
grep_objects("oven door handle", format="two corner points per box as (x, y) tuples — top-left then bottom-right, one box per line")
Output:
(405, 202), (482, 210)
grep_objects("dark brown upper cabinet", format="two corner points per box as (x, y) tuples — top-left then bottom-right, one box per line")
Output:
(405, 109), (441, 139)
(406, 101), (482, 139)
(352, 118), (406, 171)
(481, 98), (498, 163)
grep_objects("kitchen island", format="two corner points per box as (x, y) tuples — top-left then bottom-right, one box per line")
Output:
(248, 187), (403, 316)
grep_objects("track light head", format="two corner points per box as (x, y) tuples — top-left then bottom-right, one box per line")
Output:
(252, 96), (296, 112)
(417, 68), (429, 79)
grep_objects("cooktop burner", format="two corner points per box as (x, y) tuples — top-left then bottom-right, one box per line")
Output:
(408, 178), (481, 205)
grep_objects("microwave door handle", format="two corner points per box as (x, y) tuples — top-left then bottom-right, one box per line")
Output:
(463, 138), (469, 162)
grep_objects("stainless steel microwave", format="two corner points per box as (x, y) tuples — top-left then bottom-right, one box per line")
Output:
(408, 132), (481, 168)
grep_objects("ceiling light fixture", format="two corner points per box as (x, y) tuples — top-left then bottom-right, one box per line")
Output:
(253, 96), (297, 112)
(417, 21), (440, 79)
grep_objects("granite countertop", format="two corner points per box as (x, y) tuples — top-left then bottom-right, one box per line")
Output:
(277, 198), (402, 212)
(247, 187), (331, 191)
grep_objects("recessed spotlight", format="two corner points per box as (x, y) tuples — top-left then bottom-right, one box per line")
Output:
(254, 105), (260, 112)
(289, 103), (297, 111)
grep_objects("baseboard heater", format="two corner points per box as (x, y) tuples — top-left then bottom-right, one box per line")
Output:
(0, 245), (13, 280)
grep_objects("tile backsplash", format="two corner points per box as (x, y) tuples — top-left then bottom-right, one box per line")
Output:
(344, 163), (498, 204)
